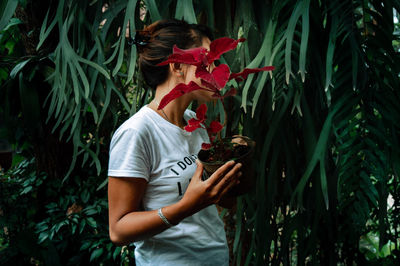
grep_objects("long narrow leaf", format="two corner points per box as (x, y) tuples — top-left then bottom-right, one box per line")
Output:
(0, 0), (18, 30)
(175, 0), (197, 24)
(299, 0), (310, 82)
(143, 0), (161, 21)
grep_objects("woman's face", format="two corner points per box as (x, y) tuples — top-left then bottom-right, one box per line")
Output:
(183, 37), (215, 102)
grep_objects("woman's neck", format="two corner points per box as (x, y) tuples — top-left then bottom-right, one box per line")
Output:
(151, 81), (192, 129)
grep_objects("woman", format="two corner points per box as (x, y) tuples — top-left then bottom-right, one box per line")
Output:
(108, 19), (242, 266)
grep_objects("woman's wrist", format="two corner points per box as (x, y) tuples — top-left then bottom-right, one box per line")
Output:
(161, 200), (193, 225)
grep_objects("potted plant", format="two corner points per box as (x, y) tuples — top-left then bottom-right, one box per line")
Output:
(157, 37), (274, 196)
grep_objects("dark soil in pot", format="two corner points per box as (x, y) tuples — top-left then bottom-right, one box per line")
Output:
(198, 136), (255, 196)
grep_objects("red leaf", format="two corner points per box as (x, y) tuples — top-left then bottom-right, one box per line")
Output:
(208, 121), (223, 133)
(229, 66), (275, 82)
(184, 118), (203, 132)
(195, 104), (207, 120)
(187, 117), (202, 126)
(207, 37), (246, 64)
(183, 104), (208, 132)
(201, 143), (213, 150)
(200, 79), (219, 93)
(157, 46), (207, 66)
(212, 64), (230, 88)
(195, 66), (213, 84)
(173, 46), (207, 63)
(184, 123), (201, 132)
(196, 64), (230, 91)
(158, 81), (203, 109)
(157, 54), (198, 66)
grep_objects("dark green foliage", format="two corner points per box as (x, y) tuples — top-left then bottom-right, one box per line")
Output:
(0, 0), (399, 265)
(0, 158), (135, 265)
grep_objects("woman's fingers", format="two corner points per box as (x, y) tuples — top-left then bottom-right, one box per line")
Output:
(206, 160), (236, 186)
(212, 163), (242, 194)
(193, 160), (204, 180)
(183, 160), (241, 209)
(218, 172), (241, 199)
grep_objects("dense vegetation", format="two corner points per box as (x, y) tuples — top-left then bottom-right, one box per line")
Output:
(1, 0), (399, 265)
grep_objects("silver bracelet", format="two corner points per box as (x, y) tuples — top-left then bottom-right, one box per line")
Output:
(158, 208), (173, 227)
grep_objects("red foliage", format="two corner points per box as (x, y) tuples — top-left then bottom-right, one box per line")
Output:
(229, 66), (276, 82)
(157, 46), (208, 67)
(206, 37), (246, 64)
(201, 143), (213, 150)
(184, 104), (223, 135)
(208, 121), (223, 133)
(184, 104), (207, 132)
(157, 37), (274, 149)
(158, 81), (203, 110)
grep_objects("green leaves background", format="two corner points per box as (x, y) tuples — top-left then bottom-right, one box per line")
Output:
(1, 0), (399, 264)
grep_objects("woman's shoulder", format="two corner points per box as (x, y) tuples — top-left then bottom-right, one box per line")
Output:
(113, 106), (197, 140)
(112, 106), (155, 138)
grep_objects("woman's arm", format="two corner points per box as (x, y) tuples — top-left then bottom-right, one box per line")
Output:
(108, 160), (241, 245)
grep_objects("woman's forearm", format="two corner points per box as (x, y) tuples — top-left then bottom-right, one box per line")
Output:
(110, 200), (191, 245)
(109, 161), (241, 245)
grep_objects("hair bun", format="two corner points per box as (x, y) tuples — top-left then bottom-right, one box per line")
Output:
(136, 19), (213, 89)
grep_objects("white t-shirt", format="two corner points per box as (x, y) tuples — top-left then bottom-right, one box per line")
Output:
(108, 106), (229, 266)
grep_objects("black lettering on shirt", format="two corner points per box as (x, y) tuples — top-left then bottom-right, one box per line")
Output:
(177, 182), (183, 196)
(171, 168), (179, 176)
(184, 157), (193, 165)
(177, 161), (187, 170)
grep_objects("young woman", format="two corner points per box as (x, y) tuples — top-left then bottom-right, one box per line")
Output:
(107, 19), (242, 265)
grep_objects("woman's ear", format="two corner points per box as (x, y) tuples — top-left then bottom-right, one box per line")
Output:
(170, 63), (184, 78)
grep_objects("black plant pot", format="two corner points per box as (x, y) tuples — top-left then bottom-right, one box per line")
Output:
(198, 135), (255, 196)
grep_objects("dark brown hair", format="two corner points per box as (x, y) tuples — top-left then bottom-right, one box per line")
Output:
(135, 19), (213, 89)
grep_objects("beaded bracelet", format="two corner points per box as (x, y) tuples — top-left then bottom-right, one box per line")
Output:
(158, 208), (173, 227)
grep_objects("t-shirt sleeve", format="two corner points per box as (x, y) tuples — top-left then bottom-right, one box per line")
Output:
(108, 127), (151, 180)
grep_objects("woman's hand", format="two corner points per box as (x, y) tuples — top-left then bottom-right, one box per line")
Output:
(108, 161), (241, 245)
(178, 160), (242, 216)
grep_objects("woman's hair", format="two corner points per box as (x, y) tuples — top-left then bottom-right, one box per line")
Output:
(134, 19), (213, 89)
